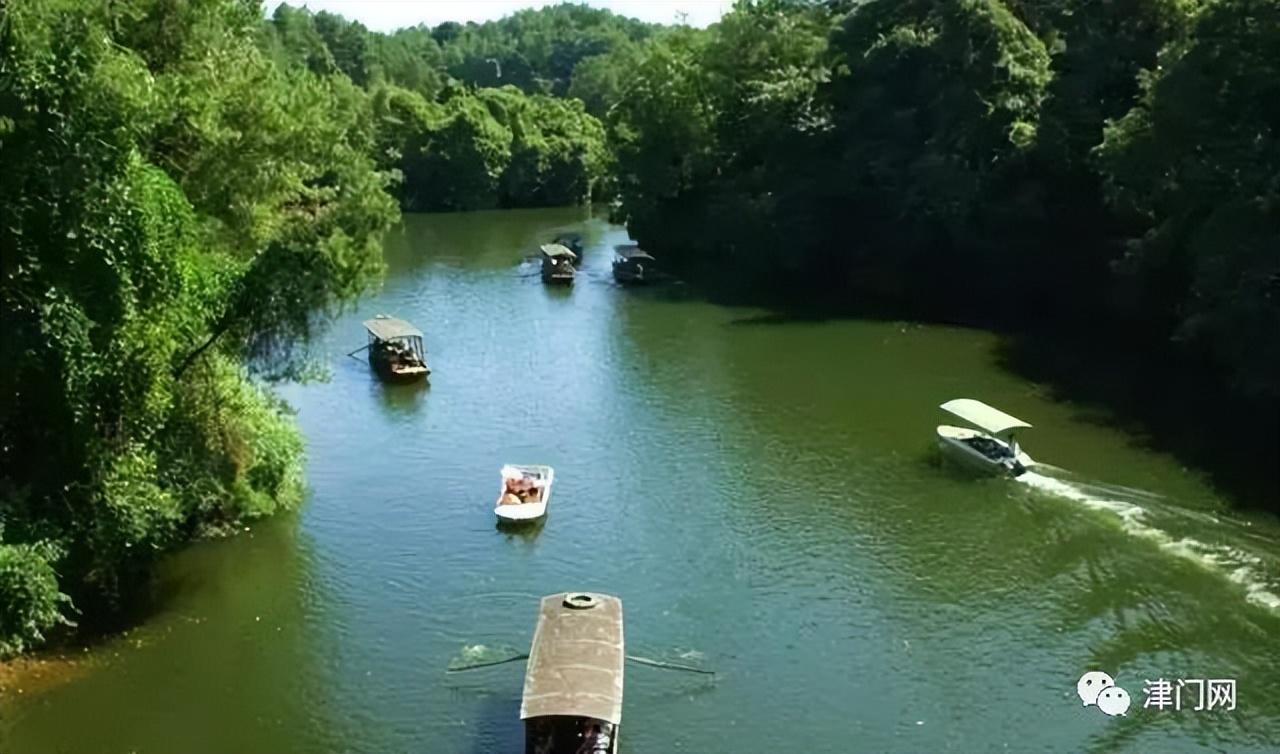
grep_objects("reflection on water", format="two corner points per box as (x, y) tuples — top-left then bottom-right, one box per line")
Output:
(372, 375), (429, 418)
(4, 208), (1279, 754)
(495, 517), (547, 544)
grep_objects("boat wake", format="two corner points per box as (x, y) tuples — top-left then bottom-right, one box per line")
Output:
(1017, 470), (1280, 611)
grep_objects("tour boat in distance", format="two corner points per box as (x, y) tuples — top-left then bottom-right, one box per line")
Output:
(362, 315), (429, 383)
(495, 464), (554, 522)
(936, 398), (1033, 476)
(553, 232), (585, 261)
(612, 244), (655, 285)
(540, 244), (577, 285)
(522, 592), (624, 754)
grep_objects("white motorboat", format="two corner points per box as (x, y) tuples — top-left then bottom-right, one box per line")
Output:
(495, 464), (554, 522)
(936, 398), (1034, 476)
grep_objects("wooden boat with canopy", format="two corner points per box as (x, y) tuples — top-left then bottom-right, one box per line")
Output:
(553, 233), (585, 260)
(522, 593), (624, 754)
(362, 315), (429, 383)
(936, 398), (1033, 476)
(540, 244), (577, 285)
(611, 244), (654, 285)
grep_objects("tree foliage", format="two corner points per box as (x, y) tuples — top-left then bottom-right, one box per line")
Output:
(267, 3), (613, 211)
(437, 4), (657, 95)
(608, 0), (1277, 449)
(1097, 0), (1280, 398)
(0, 0), (397, 654)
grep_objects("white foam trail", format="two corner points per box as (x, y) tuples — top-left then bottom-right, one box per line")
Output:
(1018, 472), (1280, 611)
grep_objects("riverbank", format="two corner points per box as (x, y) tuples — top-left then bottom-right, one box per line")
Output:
(0, 651), (97, 700)
(997, 333), (1280, 512)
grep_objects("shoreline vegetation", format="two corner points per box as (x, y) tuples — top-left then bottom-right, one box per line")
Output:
(0, 0), (627, 659)
(598, 0), (1278, 506)
(2, 0), (1276, 661)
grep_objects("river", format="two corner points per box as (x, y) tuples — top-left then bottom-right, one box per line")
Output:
(3, 207), (1278, 753)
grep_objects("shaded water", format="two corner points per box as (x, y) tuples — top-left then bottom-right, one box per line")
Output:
(3, 207), (1278, 753)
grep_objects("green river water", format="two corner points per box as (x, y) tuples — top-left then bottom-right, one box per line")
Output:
(3, 208), (1278, 753)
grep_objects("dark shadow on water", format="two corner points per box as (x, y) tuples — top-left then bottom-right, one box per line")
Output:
(723, 303), (977, 330)
(996, 334), (1279, 511)
(611, 278), (699, 305)
(45, 514), (308, 652)
(371, 375), (429, 416)
(541, 283), (574, 303)
(632, 282), (1279, 512)
(467, 692), (524, 754)
(495, 516), (547, 542)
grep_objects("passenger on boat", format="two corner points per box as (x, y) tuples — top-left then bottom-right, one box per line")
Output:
(517, 478), (541, 502)
(503, 476), (536, 504)
(576, 721), (611, 754)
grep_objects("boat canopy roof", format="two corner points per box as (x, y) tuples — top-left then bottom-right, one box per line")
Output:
(363, 316), (422, 341)
(613, 244), (654, 261)
(540, 243), (577, 259)
(940, 398), (1031, 437)
(521, 593), (624, 725)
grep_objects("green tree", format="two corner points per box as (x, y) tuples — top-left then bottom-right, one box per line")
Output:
(608, 29), (717, 246)
(394, 90), (514, 211)
(367, 27), (445, 100)
(1097, 0), (1280, 399)
(266, 2), (336, 77)
(314, 10), (371, 85)
(0, 0), (397, 653)
(484, 88), (608, 206)
(437, 3), (658, 94)
(567, 45), (640, 117)
(820, 0), (1051, 309)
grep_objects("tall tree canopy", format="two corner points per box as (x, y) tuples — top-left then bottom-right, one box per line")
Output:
(266, 3), (614, 211)
(1097, 0), (1280, 398)
(606, 0), (1277, 496)
(0, 0), (398, 655)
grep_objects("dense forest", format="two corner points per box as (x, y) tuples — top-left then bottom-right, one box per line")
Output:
(266, 3), (634, 210)
(1, 0), (1277, 657)
(0, 0), (403, 656)
(600, 0), (1278, 509)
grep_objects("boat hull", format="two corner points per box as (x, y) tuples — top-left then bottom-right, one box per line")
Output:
(612, 264), (647, 285)
(370, 359), (429, 383)
(495, 501), (548, 522)
(936, 425), (1031, 476)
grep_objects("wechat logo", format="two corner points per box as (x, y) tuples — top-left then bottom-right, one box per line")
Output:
(1077, 671), (1131, 717)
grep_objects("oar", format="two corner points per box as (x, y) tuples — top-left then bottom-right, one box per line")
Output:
(446, 653), (529, 673)
(347, 343), (371, 361)
(446, 653), (714, 676)
(626, 655), (715, 676)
